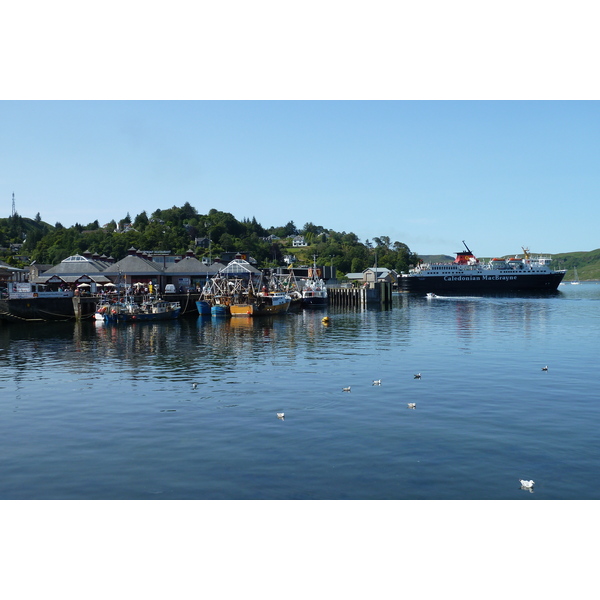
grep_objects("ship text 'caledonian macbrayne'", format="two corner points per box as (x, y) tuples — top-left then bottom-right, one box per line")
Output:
(399, 242), (566, 294)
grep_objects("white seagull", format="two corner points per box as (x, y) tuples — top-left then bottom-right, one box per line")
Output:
(342, 386), (351, 392)
(407, 403), (416, 409)
(372, 379), (381, 386)
(192, 382), (198, 389)
(276, 412), (285, 419)
(519, 479), (535, 489)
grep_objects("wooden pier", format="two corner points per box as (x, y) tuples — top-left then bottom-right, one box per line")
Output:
(327, 282), (393, 308)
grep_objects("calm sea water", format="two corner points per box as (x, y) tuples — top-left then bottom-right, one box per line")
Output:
(1, 283), (599, 500)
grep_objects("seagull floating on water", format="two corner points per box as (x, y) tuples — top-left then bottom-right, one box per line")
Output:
(414, 373), (421, 379)
(407, 403), (416, 409)
(372, 379), (381, 386)
(519, 479), (535, 489)
(192, 382), (198, 389)
(276, 412), (285, 419)
(342, 386), (351, 392)
(542, 366), (548, 371)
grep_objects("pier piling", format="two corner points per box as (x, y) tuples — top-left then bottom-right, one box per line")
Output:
(327, 282), (392, 308)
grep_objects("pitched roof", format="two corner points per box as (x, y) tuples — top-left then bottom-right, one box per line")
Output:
(102, 254), (163, 276)
(42, 254), (108, 275)
(0, 261), (27, 273)
(165, 256), (221, 275)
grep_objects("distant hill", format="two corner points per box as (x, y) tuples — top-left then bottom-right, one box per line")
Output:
(0, 216), (54, 236)
(550, 249), (600, 281)
(419, 255), (454, 263)
(0, 216), (54, 253)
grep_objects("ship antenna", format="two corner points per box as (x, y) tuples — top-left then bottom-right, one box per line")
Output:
(462, 240), (472, 254)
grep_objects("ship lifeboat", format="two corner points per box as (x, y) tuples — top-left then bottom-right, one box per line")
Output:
(491, 258), (508, 268)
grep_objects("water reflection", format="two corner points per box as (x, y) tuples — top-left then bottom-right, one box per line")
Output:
(0, 286), (594, 382)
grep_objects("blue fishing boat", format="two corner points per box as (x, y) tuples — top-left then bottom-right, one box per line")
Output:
(196, 300), (211, 315)
(211, 302), (230, 317)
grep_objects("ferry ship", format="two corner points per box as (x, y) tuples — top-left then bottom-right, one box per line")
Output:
(399, 242), (566, 294)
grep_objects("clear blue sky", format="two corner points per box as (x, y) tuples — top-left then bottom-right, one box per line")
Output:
(2, 100), (598, 257)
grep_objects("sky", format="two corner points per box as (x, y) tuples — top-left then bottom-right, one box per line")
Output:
(2, 100), (599, 258)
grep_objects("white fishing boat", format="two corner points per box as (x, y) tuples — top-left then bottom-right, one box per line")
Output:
(301, 257), (328, 308)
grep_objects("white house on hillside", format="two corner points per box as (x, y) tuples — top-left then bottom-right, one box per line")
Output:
(292, 235), (308, 247)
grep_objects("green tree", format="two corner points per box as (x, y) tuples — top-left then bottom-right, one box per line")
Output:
(133, 211), (149, 232)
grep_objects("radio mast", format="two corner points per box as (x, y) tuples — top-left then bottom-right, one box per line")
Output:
(11, 192), (16, 217)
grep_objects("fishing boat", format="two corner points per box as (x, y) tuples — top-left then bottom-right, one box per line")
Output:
(300, 257), (329, 308)
(210, 298), (230, 317)
(0, 282), (96, 322)
(399, 242), (566, 294)
(287, 289), (303, 312)
(98, 297), (181, 323)
(194, 275), (233, 316)
(196, 300), (211, 315)
(263, 269), (302, 311)
(228, 276), (291, 316)
(229, 290), (291, 316)
(204, 267), (291, 317)
(194, 278), (214, 315)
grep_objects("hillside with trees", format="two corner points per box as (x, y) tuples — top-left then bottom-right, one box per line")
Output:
(3, 203), (599, 279)
(0, 203), (418, 276)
